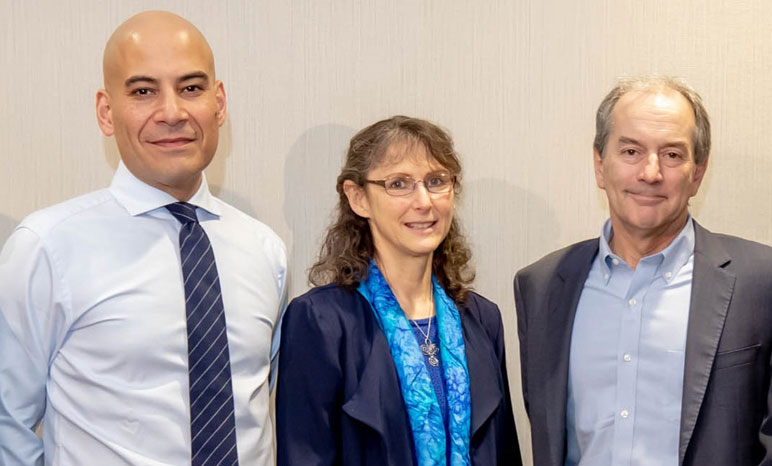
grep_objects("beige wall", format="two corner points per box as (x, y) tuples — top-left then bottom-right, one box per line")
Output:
(2, 1), (772, 464)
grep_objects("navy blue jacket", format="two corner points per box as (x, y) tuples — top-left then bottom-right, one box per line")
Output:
(276, 284), (521, 465)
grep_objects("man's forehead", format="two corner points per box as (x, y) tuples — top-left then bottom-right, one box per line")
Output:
(611, 90), (695, 127)
(103, 11), (215, 85)
(616, 89), (692, 115)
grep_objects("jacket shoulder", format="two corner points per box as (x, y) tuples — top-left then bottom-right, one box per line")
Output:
(290, 283), (362, 308)
(462, 291), (502, 331)
(710, 232), (772, 261)
(285, 283), (370, 326)
(695, 224), (772, 276)
(515, 238), (598, 285)
(464, 291), (499, 313)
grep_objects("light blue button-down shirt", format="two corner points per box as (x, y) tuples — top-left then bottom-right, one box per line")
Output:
(0, 163), (287, 465)
(566, 217), (695, 466)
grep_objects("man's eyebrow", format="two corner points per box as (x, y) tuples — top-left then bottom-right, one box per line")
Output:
(663, 141), (689, 151)
(179, 71), (210, 83)
(618, 136), (642, 146)
(618, 136), (690, 150)
(124, 75), (158, 87)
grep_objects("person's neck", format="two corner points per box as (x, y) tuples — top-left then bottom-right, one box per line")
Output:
(608, 214), (688, 269)
(375, 252), (434, 320)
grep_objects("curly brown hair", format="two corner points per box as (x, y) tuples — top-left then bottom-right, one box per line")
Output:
(309, 115), (475, 303)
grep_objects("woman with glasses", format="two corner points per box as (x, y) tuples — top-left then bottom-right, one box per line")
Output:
(276, 116), (521, 466)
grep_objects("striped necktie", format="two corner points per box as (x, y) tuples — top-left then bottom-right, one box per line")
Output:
(166, 202), (240, 466)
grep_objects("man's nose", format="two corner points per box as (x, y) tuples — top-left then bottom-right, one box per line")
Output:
(154, 91), (188, 125)
(640, 153), (663, 183)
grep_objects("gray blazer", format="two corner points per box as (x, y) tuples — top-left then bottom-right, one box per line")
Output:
(514, 221), (772, 466)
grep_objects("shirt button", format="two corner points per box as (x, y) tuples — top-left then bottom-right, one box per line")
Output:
(603, 274), (609, 280)
(628, 298), (636, 306)
(612, 258), (620, 265)
(665, 271), (672, 278)
(623, 353), (632, 362)
(620, 409), (629, 419)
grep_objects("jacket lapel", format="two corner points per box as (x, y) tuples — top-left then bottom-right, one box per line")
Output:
(343, 297), (516, 457)
(537, 241), (598, 466)
(461, 310), (503, 438)
(341, 323), (415, 464)
(679, 222), (735, 464)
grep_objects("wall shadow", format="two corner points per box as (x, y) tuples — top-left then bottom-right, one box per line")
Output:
(460, 177), (561, 309)
(0, 215), (20, 245)
(205, 117), (233, 197)
(282, 124), (356, 297)
(460, 176), (559, 464)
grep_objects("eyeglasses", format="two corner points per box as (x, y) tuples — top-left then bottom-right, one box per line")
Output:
(365, 171), (456, 196)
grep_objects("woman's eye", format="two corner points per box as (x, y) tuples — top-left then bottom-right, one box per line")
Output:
(427, 176), (446, 187)
(387, 178), (407, 190)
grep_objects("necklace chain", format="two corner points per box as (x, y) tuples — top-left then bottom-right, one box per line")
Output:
(411, 314), (432, 339)
(411, 317), (440, 366)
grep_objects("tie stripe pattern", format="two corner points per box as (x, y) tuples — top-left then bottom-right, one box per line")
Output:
(166, 202), (239, 466)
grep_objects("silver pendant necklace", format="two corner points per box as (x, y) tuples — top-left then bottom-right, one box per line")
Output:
(412, 317), (439, 367)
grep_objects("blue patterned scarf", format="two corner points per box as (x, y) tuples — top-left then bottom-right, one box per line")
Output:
(357, 261), (472, 466)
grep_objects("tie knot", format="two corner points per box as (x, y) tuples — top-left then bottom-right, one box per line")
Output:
(166, 202), (199, 224)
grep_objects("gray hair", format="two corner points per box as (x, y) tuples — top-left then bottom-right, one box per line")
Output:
(593, 76), (711, 165)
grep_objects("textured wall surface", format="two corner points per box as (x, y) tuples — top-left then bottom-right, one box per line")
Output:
(2, 1), (771, 463)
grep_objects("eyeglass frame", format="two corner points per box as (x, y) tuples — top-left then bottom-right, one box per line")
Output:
(363, 170), (457, 197)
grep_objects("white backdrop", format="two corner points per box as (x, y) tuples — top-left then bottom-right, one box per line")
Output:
(2, 1), (772, 464)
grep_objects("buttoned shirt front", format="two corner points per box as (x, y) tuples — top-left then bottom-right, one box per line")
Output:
(565, 217), (695, 466)
(0, 162), (287, 465)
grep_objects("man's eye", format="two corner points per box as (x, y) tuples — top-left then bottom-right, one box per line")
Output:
(132, 88), (152, 96)
(624, 149), (637, 156)
(665, 152), (680, 159)
(183, 85), (202, 93)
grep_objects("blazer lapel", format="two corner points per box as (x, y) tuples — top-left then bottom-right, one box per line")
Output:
(341, 326), (414, 464)
(679, 222), (735, 465)
(536, 241), (598, 466)
(462, 311), (503, 438)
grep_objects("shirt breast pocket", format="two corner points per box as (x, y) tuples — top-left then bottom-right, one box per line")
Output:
(713, 344), (761, 370)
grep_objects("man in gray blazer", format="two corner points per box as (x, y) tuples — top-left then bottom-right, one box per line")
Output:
(514, 76), (772, 466)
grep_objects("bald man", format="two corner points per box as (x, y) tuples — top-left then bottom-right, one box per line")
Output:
(0, 11), (287, 465)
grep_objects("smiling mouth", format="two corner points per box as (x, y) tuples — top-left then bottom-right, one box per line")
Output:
(405, 221), (437, 230)
(628, 192), (666, 204)
(150, 137), (195, 148)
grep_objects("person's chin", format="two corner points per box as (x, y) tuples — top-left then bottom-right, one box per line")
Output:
(625, 213), (668, 232)
(408, 238), (444, 256)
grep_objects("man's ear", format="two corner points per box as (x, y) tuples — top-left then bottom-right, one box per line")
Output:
(343, 180), (371, 219)
(215, 80), (226, 126)
(96, 89), (114, 136)
(593, 147), (606, 190)
(690, 157), (709, 196)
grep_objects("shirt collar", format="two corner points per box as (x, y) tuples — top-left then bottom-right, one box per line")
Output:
(109, 161), (221, 218)
(598, 215), (695, 284)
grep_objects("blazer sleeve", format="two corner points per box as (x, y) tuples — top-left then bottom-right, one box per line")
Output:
(513, 272), (529, 416)
(761, 350), (772, 465)
(469, 293), (522, 465)
(490, 300), (522, 464)
(275, 295), (344, 466)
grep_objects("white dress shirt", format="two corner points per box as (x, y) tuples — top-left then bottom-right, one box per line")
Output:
(566, 217), (694, 466)
(0, 162), (287, 466)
